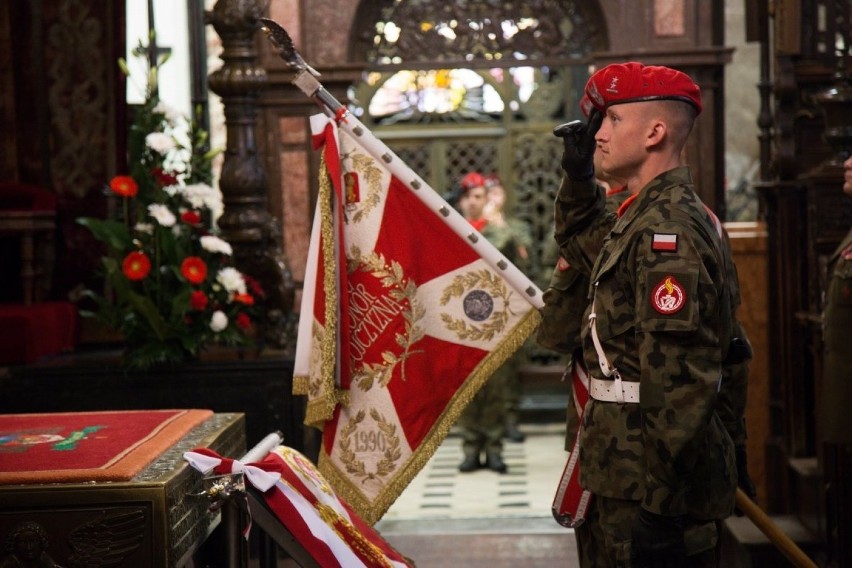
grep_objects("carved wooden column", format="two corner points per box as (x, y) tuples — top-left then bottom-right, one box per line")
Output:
(206, 0), (295, 350)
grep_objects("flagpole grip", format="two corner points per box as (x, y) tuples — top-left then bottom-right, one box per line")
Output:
(734, 488), (818, 568)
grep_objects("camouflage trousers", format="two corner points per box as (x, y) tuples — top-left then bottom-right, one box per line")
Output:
(457, 364), (511, 455)
(574, 496), (720, 568)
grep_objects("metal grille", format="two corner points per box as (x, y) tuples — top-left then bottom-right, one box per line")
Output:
(350, 0), (610, 304)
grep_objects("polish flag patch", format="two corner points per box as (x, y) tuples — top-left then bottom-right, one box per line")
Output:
(652, 233), (678, 252)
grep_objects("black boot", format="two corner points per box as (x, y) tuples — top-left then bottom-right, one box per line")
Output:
(505, 419), (526, 443)
(459, 451), (481, 472)
(484, 451), (507, 474)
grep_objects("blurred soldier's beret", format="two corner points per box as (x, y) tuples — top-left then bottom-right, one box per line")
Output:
(579, 94), (594, 119)
(459, 172), (487, 193)
(584, 61), (702, 115)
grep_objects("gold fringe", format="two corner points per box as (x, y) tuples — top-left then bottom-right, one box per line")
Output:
(299, 152), (344, 431)
(318, 308), (542, 525)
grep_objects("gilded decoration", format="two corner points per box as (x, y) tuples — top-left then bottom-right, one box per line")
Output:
(440, 268), (515, 341)
(347, 246), (425, 391)
(338, 408), (402, 484)
(352, 0), (607, 66)
(344, 153), (384, 223)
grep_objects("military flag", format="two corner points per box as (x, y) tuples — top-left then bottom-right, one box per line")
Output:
(293, 112), (543, 524)
(261, 17), (543, 524)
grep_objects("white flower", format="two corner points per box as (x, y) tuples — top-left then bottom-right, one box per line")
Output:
(148, 203), (176, 227)
(152, 101), (183, 125)
(209, 310), (228, 332)
(145, 132), (176, 154)
(134, 222), (154, 235)
(201, 235), (233, 256)
(216, 267), (247, 295)
(178, 183), (222, 212)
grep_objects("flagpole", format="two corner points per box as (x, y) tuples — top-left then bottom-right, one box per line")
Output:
(260, 19), (543, 309)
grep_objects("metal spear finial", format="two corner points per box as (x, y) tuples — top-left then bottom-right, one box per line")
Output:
(258, 17), (321, 77)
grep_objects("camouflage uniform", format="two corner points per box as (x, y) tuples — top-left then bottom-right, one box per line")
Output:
(538, 187), (630, 450)
(822, 229), (852, 444)
(554, 167), (737, 565)
(457, 218), (526, 467)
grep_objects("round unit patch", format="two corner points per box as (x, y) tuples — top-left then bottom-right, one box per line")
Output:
(651, 275), (686, 315)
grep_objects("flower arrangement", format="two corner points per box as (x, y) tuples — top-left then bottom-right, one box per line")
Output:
(78, 48), (261, 370)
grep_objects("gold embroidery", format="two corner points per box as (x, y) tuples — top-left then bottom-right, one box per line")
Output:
(345, 151), (384, 224)
(338, 408), (402, 483)
(348, 246), (425, 391)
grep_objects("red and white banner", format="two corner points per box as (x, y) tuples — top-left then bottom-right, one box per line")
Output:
(185, 446), (413, 568)
(294, 114), (543, 524)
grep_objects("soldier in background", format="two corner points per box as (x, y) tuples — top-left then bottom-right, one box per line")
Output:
(553, 62), (739, 567)
(455, 172), (526, 473)
(483, 174), (532, 443)
(821, 155), (852, 566)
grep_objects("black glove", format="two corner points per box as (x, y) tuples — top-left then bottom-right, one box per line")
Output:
(735, 444), (757, 514)
(552, 109), (603, 181)
(631, 508), (686, 568)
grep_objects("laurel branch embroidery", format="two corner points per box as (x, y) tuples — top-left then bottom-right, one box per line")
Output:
(348, 246), (425, 391)
(338, 408), (402, 483)
(306, 320), (324, 398)
(439, 269), (515, 341)
(344, 152), (384, 224)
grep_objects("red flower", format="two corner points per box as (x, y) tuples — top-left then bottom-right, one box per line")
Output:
(236, 313), (251, 329)
(180, 257), (208, 284)
(152, 167), (179, 187)
(243, 274), (266, 299)
(122, 251), (151, 280)
(181, 210), (202, 225)
(190, 290), (208, 310)
(233, 293), (254, 306)
(109, 175), (138, 197)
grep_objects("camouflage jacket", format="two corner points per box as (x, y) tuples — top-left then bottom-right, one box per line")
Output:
(554, 167), (736, 520)
(821, 228), (852, 444)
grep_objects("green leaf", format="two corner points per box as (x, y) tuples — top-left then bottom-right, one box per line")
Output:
(77, 218), (133, 251)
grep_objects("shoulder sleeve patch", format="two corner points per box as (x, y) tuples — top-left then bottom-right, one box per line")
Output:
(637, 270), (699, 331)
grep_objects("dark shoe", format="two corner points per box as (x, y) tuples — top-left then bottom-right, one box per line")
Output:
(459, 454), (481, 472)
(484, 452), (507, 474)
(505, 423), (526, 443)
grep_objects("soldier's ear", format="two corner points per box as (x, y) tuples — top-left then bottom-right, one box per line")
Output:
(645, 120), (667, 150)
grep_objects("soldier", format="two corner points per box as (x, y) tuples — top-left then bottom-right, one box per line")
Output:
(553, 62), (739, 567)
(822, 154), (852, 445)
(455, 172), (525, 473)
(483, 173), (532, 443)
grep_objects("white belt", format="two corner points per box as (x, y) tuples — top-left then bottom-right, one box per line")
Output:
(588, 281), (639, 404)
(589, 377), (640, 403)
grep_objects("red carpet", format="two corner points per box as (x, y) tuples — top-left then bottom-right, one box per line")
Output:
(0, 409), (213, 484)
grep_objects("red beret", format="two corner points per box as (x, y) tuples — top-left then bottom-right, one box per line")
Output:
(584, 62), (702, 115)
(460, 172), (486, 193)
(579, 94), (593, 118)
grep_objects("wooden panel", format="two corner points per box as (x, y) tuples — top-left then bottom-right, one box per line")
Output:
(726, 221), (771, 507)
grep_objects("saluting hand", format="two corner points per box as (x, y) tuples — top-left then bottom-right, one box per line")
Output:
(553, 108), (603, 181)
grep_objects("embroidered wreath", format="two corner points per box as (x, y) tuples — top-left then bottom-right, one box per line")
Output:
(338, 408), (402, 483)
(440, 268), (515, 342)
(348, 246), (425, 391)
(344, 152), (384, 224)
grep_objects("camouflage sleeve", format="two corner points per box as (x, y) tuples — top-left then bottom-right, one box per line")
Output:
(632, 222), (725, 516)
(716, 319), (750, 446)
(717, 231), (750, 446)
(553, 176), (611, 277)
(536, 265), (588, 353)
